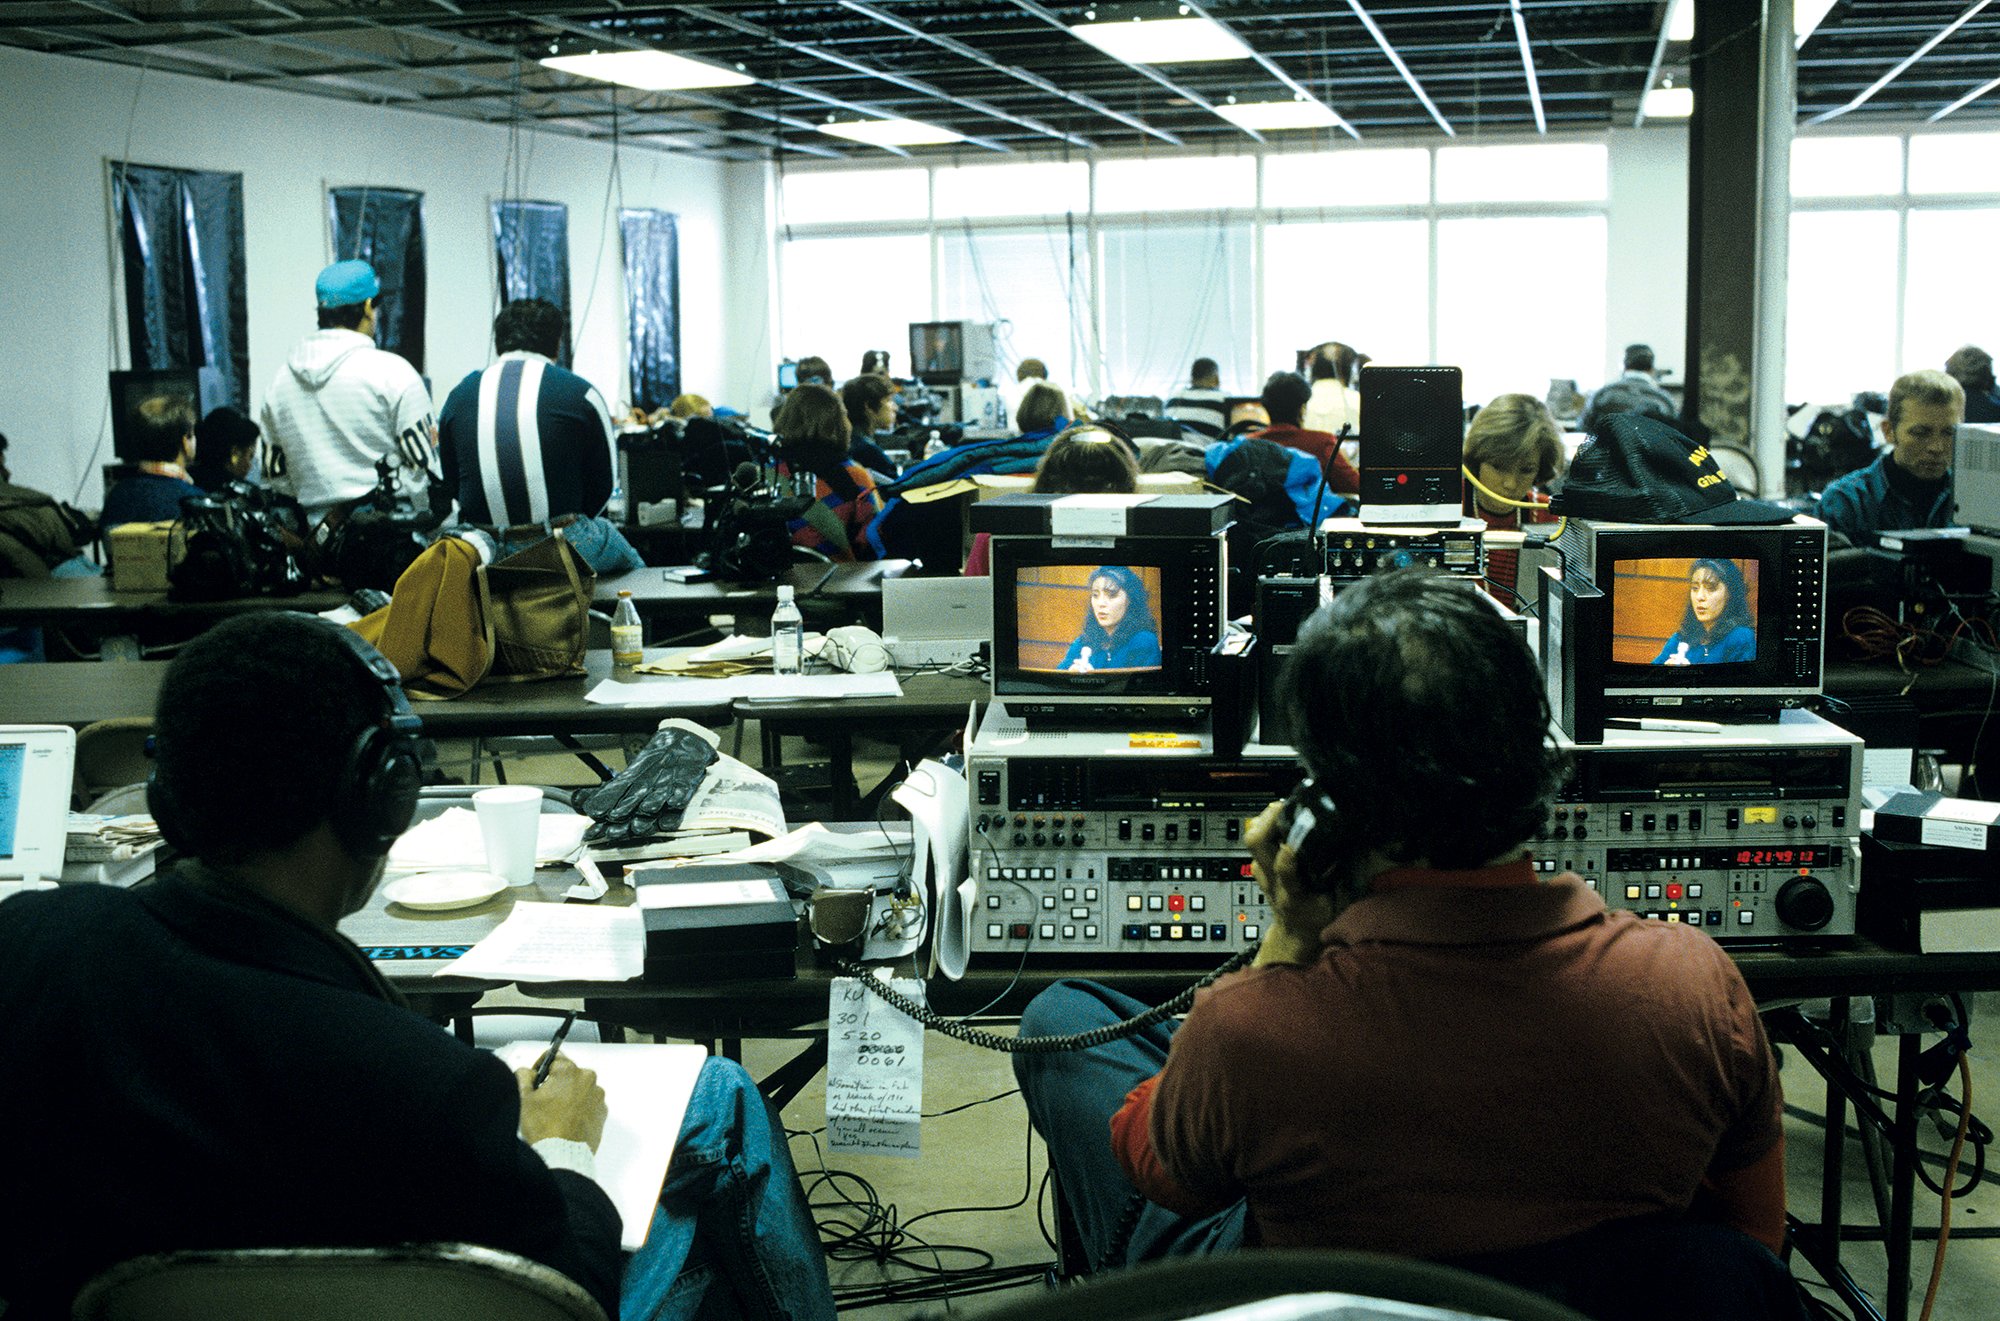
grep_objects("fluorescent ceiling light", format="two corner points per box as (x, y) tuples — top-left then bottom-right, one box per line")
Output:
(818, 117), (965, 147)
(1215, 99), (1342, 130)
(1795, 0), (1840, 46)
(1643, 85), (1694, 118)
(1667, 0), (1694, 43)
(1070, 15), (1253, 64)
(540, 50), (753, 91)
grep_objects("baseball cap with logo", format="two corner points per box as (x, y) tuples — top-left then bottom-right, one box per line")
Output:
(315, 260), (381, 310)
(1551, 413), (1793, 525)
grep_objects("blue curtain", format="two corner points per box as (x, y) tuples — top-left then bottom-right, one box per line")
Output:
(113, 163), (248, 409)
(621, 209), (682, 412)
(329, 187), (426, 372)
(491, 199), (572, 367)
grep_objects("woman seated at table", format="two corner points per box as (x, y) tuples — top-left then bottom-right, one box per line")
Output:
(1653, 558), (1757, 666)
(772, 384), (882, 562)
(1061, 565), (1161, 672)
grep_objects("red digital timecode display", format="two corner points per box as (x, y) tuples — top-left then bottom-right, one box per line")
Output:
(1731, 847), (1825, 868)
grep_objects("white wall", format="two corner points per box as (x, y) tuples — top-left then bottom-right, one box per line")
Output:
(1605, 125), (1691, 388)
(0, 45), (741, 505)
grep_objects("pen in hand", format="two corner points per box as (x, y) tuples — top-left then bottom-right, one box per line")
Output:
(530, 1012), (578, 1090)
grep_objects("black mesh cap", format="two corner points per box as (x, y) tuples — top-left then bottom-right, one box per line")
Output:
(1551, 413), (1793, 524)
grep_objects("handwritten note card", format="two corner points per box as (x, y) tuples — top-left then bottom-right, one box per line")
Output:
(826, 976), (924, 1159)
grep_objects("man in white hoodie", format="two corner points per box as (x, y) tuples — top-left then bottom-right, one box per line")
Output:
(261, 261), (436, 526)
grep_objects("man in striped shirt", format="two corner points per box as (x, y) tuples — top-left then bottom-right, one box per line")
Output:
(438, 299), (616, 527)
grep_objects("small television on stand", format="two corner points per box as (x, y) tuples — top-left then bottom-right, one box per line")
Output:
(909, 321), (999, 387)
(108, 368), (228, 461)
(1541, 516), (1828, 743)
(976, 494), (1232, 729)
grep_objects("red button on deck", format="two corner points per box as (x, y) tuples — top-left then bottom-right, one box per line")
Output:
(1239, 863), (1255, 878)
(1167, 894), (1186, 913)
(1666, 883), (1683, 900)
(1395, 473), (1409, 485)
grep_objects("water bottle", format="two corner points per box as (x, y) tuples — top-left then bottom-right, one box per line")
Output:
(611, 590), (643, 671)
(771, 585), (804, 676)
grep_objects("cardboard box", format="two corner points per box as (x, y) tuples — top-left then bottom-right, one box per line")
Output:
(973, 471), (1205, 499)
(108, 521), (177, 593)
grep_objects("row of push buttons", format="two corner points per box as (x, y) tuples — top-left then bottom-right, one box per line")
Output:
(1122, 923), (1257, 942)
(1636, 910), (1757, 927)
(988, 867), (1061, 881)
(1625, 882), (1704, 901)
(1618, 809), (1705, 832)
(1125, 893), (1209, 913)
(986, 922), (1103, 940)
(1115, 818), (1206, 843)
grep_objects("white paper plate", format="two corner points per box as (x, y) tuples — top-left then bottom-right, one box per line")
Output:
(382, 870), (508, 912)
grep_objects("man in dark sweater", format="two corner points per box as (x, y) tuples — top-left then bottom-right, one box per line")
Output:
(100, 394), (204, 530)
(1816, 369), (1964, 547)
(0, 613), (834, 1321)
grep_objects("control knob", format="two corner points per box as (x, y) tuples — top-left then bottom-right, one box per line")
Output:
(1775, 876), (1835, 932)
(1032, 833), (1047, 848)
(1012, 833), (1027, 847)
(1783, 814), (1799, 830)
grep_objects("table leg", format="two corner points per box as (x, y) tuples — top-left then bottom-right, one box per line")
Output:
(1886, 1032), (1922, 1321)
(1820, 998), (1849, 1273)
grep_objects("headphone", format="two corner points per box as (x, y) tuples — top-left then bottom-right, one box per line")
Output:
(149, 618), (425, 861)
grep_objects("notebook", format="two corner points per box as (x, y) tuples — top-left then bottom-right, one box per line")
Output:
(0, 726), (77, 886)
(881, 576), (992, 669)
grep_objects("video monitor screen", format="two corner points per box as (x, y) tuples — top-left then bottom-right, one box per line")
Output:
(0, 742), (21, 861)
(910, 322), (963, 381)
(1012, 563), (1166, 674)
(1611, 556), (1761, 667)
(777, 361), (799, 392)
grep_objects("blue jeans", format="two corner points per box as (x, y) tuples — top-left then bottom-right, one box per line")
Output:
(1012, 980), (1245, 1273)
(619, 1059), (834, 1321)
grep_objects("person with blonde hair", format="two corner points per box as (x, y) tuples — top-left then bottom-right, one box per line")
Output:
(669, 393), (713, 420)
(964, 425), (1140, 575)
(1461, 393), (1563, 605)
(1816, 369), (1965, 548)
(1016, 382), (1072, 439)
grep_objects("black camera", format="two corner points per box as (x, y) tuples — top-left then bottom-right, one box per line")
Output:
(319, 456), (447, 592)
(699, 460), (816, 582)
(170, 482), (309, 601)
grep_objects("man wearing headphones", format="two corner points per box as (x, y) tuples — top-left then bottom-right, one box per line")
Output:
(0, 613), (834, 1321)
(1013, 572), (1796, 1314)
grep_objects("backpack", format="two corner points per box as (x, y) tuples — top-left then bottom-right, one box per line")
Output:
(352, 532), (592, 698)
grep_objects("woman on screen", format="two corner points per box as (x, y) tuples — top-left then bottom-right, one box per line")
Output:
(1653, 558), (1756, 666)
(1061, 566), (1162, 672)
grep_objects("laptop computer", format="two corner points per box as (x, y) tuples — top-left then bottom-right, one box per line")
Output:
(881, 576), (992, 669)
(1, 726), (77, 885)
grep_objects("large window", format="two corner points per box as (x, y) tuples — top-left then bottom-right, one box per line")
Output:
(937, 227), (1091, 389)
(778, 144), (1616, 412)
(1787, 129), (2000, 401)
(778, 234), (930, 384)
(1437, 215), (1607, 407)
(1098, 221), (1255, 398)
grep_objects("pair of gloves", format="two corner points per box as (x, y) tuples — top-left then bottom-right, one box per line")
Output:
(569, 724), (718, 846)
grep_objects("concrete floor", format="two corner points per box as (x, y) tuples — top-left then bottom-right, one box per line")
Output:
(461, 732), (2000, 1321)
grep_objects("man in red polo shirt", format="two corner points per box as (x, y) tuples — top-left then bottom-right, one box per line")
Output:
(1013, 571), (1801, 1318)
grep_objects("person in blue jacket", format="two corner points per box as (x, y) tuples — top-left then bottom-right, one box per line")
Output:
(1653, 557), (1756, 666)
(1062, 564), (1162, 671)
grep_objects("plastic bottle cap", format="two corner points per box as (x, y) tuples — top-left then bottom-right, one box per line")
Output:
(618, 589), (632, 597)
(777, 586), (795, 602)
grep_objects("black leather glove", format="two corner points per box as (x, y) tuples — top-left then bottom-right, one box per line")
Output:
(570, 725), (720, 845)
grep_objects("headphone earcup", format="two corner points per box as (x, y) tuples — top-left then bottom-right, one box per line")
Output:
(335, 725), (424, 859)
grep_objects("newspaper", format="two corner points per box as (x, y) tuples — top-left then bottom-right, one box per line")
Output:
(677, 754), (788, 839)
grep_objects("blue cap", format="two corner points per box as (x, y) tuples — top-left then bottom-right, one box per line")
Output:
(315, 260), (380, 309)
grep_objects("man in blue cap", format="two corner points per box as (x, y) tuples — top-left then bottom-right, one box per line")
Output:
(260, 259), (437, 526)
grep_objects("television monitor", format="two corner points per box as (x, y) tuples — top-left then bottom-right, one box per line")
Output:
(776, 360), (799, 393)
(0, 725), (76, 883)
(908, 321), (998, 387)
(989, 535), (1226, 727)
(1541, 518), (1827, 742)
(109, 368), (228, 461)
(1955, 423), (2000, 534)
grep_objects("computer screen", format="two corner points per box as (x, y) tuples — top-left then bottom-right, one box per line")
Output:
(0, 726), (76, 882)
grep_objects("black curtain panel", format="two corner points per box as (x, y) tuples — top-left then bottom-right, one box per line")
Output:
(492, 199), (573, 367)
(620, 208), (682, 412)
(113, 163), (249, 409)
(329, 186), (427, 373)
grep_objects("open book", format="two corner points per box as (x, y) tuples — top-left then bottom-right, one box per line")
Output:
(494, 1041), (709, 1250)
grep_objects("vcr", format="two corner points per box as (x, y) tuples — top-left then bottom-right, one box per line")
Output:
(967, 755), (1296, 957)
(1540, 712), (1862, 942)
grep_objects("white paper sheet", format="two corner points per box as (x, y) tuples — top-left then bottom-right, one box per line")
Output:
(826, 976), (924, 1159)
(634, 878), (782, 909)
(436, 904), (645, 983)
(495, 1041), (707, 1250)
(890, 760), (970, 981)
(719, 822), (906, 864)
(585, 673), (902, 706)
